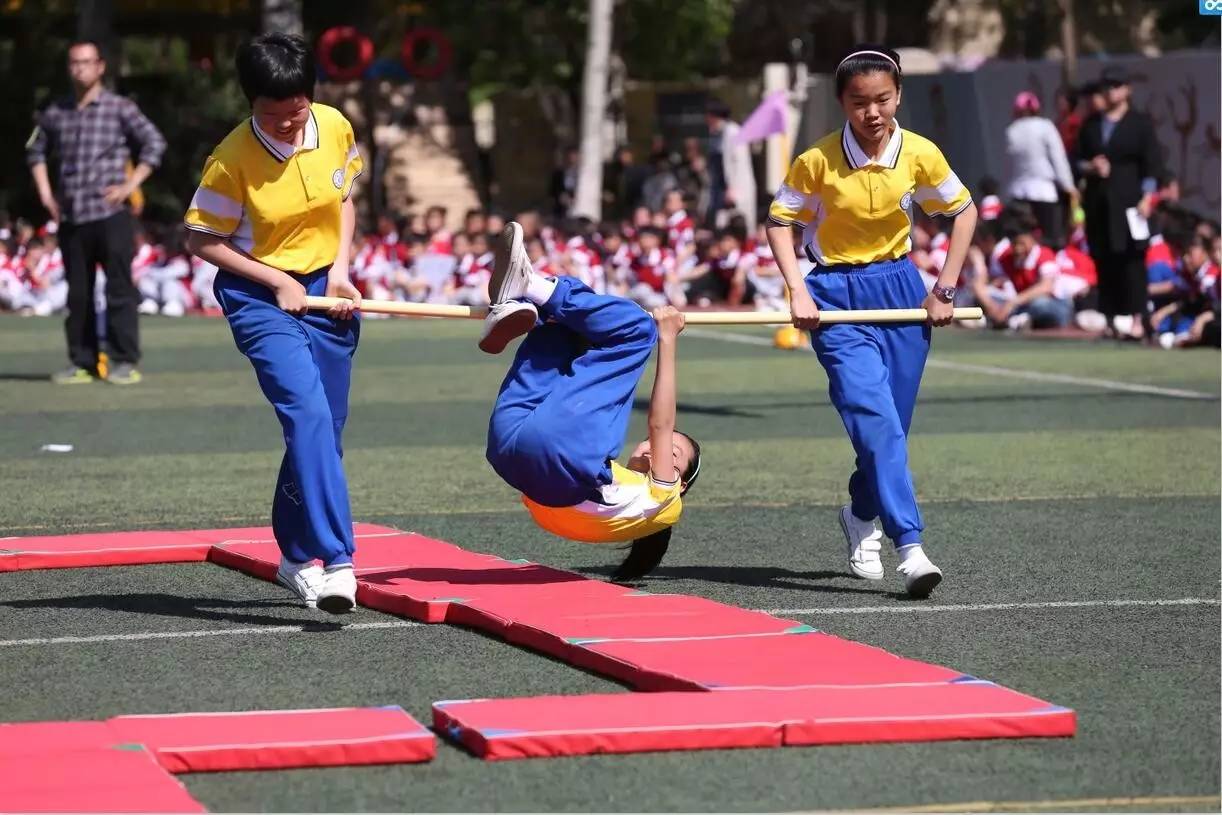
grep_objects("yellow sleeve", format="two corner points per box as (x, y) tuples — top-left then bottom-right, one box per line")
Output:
(647, 475), (684, 527)
(340, 117), (364, 201)
(647, 474), (682, 505)
(914, 142), (972, 217)
(184, 156), (243, 237)
(768, 153), (819, 227)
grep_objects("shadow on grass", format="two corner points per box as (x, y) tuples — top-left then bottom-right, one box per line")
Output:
(577, 564), (907, 598)
(0, 593), (341, 629)
(0, 373), (54, 382)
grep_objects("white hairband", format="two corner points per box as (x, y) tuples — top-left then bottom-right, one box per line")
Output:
(838, 50), (901, 73)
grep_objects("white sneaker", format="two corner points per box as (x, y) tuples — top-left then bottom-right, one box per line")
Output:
(275, 560), (325, 608)
(1006, 312), (1031, 331)
(488, 222), (531, 304)
(317, 564), (357, 614)
(897, 549), (943, 599)
(160, 301), (185, 318)
(839, 506), (884, 580)
(478, 300), (538, 354)
(138, 298), (160, 316)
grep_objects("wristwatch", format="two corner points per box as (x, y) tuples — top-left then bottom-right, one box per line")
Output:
(932, 284), (956, 304)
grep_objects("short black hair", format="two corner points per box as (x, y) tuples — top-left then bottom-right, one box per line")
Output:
(236, 33), (315, 104)
(978, 175), (1000, 197)
(706, 99), (731, 120)
(835, 43), (902, 98)
(1000, 210), (1039, 240)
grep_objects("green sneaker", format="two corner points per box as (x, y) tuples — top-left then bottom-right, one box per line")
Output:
(51, 366), (97, 385)
(106, 363), (143, 385)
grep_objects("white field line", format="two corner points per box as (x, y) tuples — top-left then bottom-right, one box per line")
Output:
(761, 597), (1220, 616)
(0, 620), (419, 647)
(684, 327), (1217, 401)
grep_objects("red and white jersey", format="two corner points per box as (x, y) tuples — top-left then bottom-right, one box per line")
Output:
(605, 244), (634, 285)
(999, 243), (1059, 294)
(1053, 246), (1097, 300)
(714, 247), (751, 281)
(565, 236), (605, 292)
(1194, 261), (1220, 303)
(979, 194), (1003, 221)
(631, 247), (675, 292)
(427, 229), (453, 256)
(752, 240), (776, 271)
(0, 250), (19, 284)
(988, 236), (1012, 280)
(1145, 234), (1175, 270)
(666, 210), (695, 255)
(352, 240), (396, 290)
(455, 251), (494, 288)
(532, 255), (558, 278)
(131, 243), (160, 281)
(929, 232), (950, 271)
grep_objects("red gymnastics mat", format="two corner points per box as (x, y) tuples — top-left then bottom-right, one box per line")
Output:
(361, 560), (631, 627)
(454, 592), (810, 662)
(0, 720), (118, 757)
(572, 629), (965, 691)
(434, 684), (1075, 760)
(0, 747), (206, 813)
(108, 705), (435, 773)
(0, 522), (400, 572)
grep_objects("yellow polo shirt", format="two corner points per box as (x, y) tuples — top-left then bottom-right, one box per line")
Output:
(768, 120), (972, 266)
(184, 103), (363, 274)
(523, 462), (683, 544)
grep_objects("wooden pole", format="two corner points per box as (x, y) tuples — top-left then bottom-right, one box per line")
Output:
(305, 296), (984, 325)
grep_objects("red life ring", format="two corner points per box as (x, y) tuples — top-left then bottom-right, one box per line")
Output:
(400, 27), (452, 80)
(317, 26), (374, 82)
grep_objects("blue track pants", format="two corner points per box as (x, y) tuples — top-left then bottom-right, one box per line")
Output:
(214, 268), (359, 565)
(486, 276), (657, 507)
(806, 256), (930, 547)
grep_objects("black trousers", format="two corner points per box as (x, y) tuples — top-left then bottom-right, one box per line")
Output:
(60, 211), (139, 367)
(1090, 247), (1147, 320)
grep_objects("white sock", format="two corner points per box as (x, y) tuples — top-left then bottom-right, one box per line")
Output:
(524, 274), (556, 306)
(896, 544), (926, 564)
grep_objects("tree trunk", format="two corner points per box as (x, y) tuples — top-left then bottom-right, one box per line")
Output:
(261, 0), (304, 36)
(77, 0), (117, 74)
(1058, 0), (1078, 85)
(573, 0), (613, 221)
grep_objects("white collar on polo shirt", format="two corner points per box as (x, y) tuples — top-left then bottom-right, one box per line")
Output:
(251, 108), (319, 162)
(841, 119), (903, 170)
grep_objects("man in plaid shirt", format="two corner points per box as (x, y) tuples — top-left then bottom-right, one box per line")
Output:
(27, 39), (165, 385)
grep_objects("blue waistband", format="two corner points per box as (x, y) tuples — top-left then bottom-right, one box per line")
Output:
(808, 255), (914, 276)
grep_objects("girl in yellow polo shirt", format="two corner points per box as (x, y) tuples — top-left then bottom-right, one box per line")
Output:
(184, 34), (364, 614)
(765, 45), (978, 599)
(481, 223), (702, 580)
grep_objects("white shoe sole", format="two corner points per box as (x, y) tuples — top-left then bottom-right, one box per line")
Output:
(905, 568), (943, 599)
(316, 592), (356, 614)
(478, 304), (537, 354)
(839, 510), (884, 581)
(275, 571), (318, 609)
(489, 222), (526, 305)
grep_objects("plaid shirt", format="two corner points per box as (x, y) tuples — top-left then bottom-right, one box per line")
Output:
(25, 89), (166, 225)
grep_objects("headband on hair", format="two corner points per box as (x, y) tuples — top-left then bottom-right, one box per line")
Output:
(837, 50), (901, 73)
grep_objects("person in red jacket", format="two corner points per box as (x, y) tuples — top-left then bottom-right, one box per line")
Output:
(970, 212), (1074, 329)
